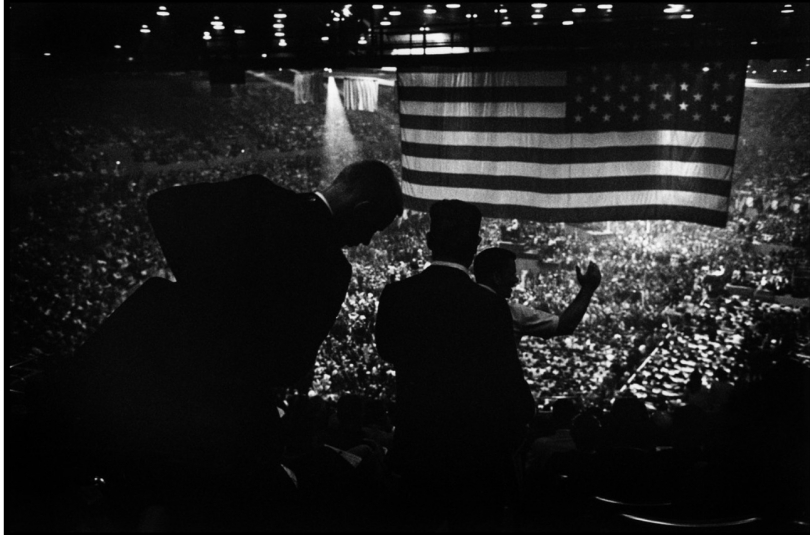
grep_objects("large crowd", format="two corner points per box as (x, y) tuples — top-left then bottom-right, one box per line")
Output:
(7, 68), (810, 531)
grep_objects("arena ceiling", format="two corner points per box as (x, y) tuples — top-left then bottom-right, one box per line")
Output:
(6, 3), (810, 74)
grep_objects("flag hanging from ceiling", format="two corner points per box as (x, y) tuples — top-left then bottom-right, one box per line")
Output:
(397, 61), (747, 228)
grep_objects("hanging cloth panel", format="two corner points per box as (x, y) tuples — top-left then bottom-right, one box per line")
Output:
(344, 78), (379, 112)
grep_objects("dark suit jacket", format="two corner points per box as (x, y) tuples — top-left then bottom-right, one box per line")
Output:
(50, 176), (351, 472)
(375, 265), (535, 476)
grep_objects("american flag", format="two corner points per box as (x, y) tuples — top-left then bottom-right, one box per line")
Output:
(397, 60), (747, 228)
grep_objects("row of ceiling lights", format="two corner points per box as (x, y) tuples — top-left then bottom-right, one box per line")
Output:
(57, 3), (803, 55)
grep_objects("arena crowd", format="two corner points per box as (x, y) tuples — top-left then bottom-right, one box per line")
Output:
(7, 70), (810, 531)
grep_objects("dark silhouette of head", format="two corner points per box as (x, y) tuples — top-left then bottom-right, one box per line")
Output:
(426, 199), (482, 268)
(322, 160), (403, 247)
(473, 247), (519, 299)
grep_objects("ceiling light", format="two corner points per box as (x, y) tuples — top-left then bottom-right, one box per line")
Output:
(157, 10), (169, 16)
(498, 8), (508, 14)
(572, 7), (586, 13)
(262, 53), (267, 58)
(234, 29), (245, 34)
(664, 4), (685, 13)
(782, 8), (794, 13)
(372, 4), (384, 9)
(382, 66), (397, 71)
(274, 12), (286, 19)
(141, 28), (151, 33)
(532, 3), (548, 7)
(43, 52), (51, 56)
(275, 32), (285, 37)
(502, 20), (511, 25)
(342, 5), (352, 17)
(597, 4), (613, 9)
(279, 40), (287, 47)
(389, 9), (401, 16)
(321, 36), (329, 41)
(751, 40), (758, 45)
(681, 13), (694, 19)
(532, 13), (544, 19)
(424, 6), (436, 15)
(563, 20), (574, 25)
(274, 23), (284, 29)
(446, 4), (460, 8)
(114, 44), (121, 49)
(380, 18), (391, 26)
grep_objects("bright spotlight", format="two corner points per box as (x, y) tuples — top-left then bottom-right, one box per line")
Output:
(563, 20), (574, 25)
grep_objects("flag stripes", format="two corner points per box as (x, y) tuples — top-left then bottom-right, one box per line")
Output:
(397, 62), (746, 228)
(402, 142), (737, 167)
(402, 169), (732, 197)
(402, 155), (733, 181)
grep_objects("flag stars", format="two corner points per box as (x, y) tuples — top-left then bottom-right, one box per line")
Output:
(728, 72), (737, 80)
(590, 85), (598, 94)
(633, 74), (642, 83)
(723, 114), (732, 123)
(712, 82), (721, 91)
(663, 92), (673, 101)
(574, 114), (583, 123)
(710, 102), (720, 111)
(714, 62), (724, 68)
(603, 94), (612, 103)
(725, 95), (734, 102)
(680, 82), (689, 91)
(693, 93), (703, 102)
(679, 102), (689, 111)
(603, 113), (611, 122)
(604, 74), (612, 82)
(575, 75), (584, 83)
(649, 102), (658, 111)
(618, 103), (627, 112)
(632, 94), (641, 103)
(649, 82), (659, 91)
(662, 112), (673, 121)
(589, 104), (598, 113)
(575, 94), (584, 103)
(619, 84), (628, 92)
(692, 112), (702, 121)
(632, 113), (641, 122)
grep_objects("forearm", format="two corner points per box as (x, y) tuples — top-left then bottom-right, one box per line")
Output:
(556, 286), (596, 336)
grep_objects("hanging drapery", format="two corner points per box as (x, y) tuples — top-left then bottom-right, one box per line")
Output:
(294, 72), (324, 104)
(344, 78), (379, 112)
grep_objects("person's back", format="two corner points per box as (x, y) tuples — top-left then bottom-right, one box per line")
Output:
(375, 199), (534, 530)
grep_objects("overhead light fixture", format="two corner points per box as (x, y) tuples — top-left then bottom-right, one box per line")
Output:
(358, 36), (367, 44)
(275, 32), (285, 37)
(380, 17), (391, 26)
(424, 5), (436, 15)
(321, 36), (329, 41)
(262, 53), (267, 58)
(141, 28), (151, 33)
(274, 23), (284, 29)
(572, 7), (586, 13)
(446, 4), (460, 8)
(372, 4), (384, 9)
(389, 8), (401, 16)
(274, 11), (286, 19)
(531, 3), (548, 7)
(342, 5), (352, 17)
(782, 8), (794, 13)
(751, 40), (758, 45)
(664, 4), (685, 13)
(502, 19), (511, 25)
(114, 44), (121, 49)
(279, 40), (287, 47)
(532, 12), (544, 19)
(213, 16), (220, 20)
(563, 20), (574, 25)
(157, 9), (169, 16)
(681, 13), (694, 19)
(597, 4), (613, 9)
(43, 52), (51, 56)
(381, 66), (397, 71)
(234, 28), (245, 34)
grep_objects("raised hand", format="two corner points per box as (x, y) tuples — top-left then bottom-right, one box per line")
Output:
(576, 261), (602, 292)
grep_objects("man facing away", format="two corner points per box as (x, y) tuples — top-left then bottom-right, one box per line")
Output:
(39, 160), (402, 527)
(375, 200), (535, 531)
(472, 247), (602, 341)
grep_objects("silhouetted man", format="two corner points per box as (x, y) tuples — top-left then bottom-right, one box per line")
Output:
(375, 200), (535, 531)
(43, 161), (402, 524)
(473, 247), (601, 341)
